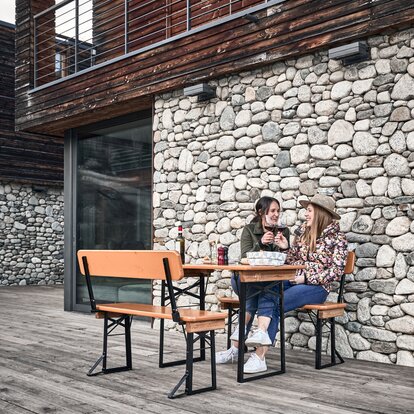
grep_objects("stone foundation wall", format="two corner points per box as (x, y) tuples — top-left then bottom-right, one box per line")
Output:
(0, 182), (64, 286)
(153, 27), (414, 366)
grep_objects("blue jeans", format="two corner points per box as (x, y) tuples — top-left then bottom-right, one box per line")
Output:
(245, 282), (279, 342)
(231, 273), (256, 336)
(267, 281), (329, 342)
(231, 276), (328, 343)
(231, 273), (241, 296)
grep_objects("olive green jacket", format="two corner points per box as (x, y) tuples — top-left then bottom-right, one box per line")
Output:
(240, 221), (290, 259)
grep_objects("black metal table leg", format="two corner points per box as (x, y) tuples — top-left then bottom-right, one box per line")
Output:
(199, 274), (206, 361)
(279, 282), (286, 373)
(237, 282), (247, 383)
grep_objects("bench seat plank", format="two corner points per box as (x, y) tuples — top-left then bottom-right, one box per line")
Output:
(96, 303), (227, 322)
(218, 297), (240, 304)
(299, 301), (347, 311)
(218, 297), (240, 310)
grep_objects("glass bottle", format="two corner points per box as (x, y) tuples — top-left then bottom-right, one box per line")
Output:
(210, 240), (217, 264)
(223, 246), (228, 265)
(175, 224), (185, 263)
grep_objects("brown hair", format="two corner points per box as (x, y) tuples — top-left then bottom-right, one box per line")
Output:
(252, 196), (280, 223)
(302, 204), (334, 252)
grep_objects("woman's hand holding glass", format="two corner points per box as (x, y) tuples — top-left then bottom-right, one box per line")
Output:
(274, 232), (289, 249)
(274, 213), (289, 249)
(262, 214), (277, 245)
(261, 230), (275, 245)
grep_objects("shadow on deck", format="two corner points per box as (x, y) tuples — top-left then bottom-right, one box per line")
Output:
(0, 285), (413, 414)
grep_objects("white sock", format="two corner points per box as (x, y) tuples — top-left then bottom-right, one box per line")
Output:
(231, 345), (238, 352)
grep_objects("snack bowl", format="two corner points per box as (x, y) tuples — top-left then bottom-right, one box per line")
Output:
(246, 251), (287, 263)
(247, 258), (286, 266)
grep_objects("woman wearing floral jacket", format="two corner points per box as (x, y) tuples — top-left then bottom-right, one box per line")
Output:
(280, 194), (348, 334)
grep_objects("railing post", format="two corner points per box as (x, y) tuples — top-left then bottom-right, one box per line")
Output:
(186, 0), (191, 31)
(33, 16), (37, 88)
(75, 0), (79, 73)
(124, 0), (128, 53)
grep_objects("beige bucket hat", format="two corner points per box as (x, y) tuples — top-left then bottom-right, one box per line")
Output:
(299, 194), (340, 220)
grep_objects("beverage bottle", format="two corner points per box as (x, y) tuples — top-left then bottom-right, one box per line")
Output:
(217, 246), (225, 265)
(210, 240), (218, 264)
(176, 224), (185, 263)
(223, 246), (228, 265)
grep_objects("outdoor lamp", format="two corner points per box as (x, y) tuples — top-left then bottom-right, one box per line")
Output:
(183, 83), (215, 101)
(328, 41), (369, 65)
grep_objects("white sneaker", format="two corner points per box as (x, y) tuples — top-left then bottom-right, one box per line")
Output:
(244, 353), (267, 374)
(245, 329), (272, 347)
(229, 324), (247, 341)
(216, 346), (238, 364)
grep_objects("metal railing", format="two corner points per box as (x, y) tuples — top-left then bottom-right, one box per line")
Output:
(33, 0), (285, 90)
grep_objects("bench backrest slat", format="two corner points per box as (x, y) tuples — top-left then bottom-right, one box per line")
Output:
(344, 250), (355, 275)
(338, 251), (356, 303)
(77, 250), (184, 281)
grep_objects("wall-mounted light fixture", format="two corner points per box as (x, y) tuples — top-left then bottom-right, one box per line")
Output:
(33, 185), (47, 193)
(183, 83), (215, 101)
(329, 41), (369, 65)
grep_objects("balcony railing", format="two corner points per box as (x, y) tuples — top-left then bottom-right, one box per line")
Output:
(33, 0), (285, 90)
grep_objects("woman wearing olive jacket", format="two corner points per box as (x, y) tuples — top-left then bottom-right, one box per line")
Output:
(216, 196), (289, 374)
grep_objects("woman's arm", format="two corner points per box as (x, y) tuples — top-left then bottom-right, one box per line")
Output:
(286, 244), (300, 264)
(240, 226), (261, 259)
(274, 227), (290, 251)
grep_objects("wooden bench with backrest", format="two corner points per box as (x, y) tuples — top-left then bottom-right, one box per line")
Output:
(77, 250), (226, 398)
(217, 251), (355, 369)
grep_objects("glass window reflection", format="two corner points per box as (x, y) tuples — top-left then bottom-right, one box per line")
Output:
(76, 113), (152, 306)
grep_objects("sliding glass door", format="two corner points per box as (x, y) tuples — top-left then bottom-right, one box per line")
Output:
(64, 111), (153, 311)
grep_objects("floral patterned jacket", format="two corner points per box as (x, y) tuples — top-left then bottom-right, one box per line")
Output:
(286, 222), (348, 292)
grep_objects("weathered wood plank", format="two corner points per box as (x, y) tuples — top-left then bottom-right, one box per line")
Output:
(0, 285), (413, 414)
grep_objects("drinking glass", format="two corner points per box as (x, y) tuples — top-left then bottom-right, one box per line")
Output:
(277, 213), (287, 233)
(263, 215), (277, 246)
(264, 214), (277, 234)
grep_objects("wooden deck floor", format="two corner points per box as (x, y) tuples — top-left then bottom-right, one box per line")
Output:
(0, 285), (413, 414)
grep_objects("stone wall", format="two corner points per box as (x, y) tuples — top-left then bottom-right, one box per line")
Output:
(152, 26), (414, 366)
(0, 182), (64, 286)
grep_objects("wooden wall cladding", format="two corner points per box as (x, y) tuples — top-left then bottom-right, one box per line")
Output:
(0, 22), (63, 186)
(15, 0), (414, 135)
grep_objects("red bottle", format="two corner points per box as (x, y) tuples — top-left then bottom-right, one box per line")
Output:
(217, 246), (225, 265)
